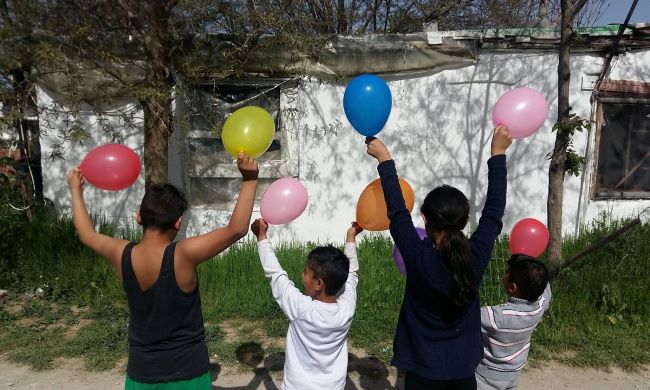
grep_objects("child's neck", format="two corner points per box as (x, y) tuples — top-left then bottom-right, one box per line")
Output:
(312, 292), (337, 304)
(140, 229), (177, 245)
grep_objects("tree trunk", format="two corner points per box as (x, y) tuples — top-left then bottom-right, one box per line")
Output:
(141, 2), (174, 186)
(546, 0), (590, 265)
(142, 94), (173, 186)
(547, 0), (574, 266)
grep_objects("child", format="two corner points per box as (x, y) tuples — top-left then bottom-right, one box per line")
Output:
(67, 153), (258, 389)
(366, 126), (512, 389)
(475, 254), (552, 390)
(250, 218), (362, 390)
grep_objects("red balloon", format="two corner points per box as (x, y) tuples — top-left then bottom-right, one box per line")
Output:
(80, 144), (141, 191)
(509, 218), (549, 257)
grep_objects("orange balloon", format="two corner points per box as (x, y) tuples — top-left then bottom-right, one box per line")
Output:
(356, 178), (415, 231)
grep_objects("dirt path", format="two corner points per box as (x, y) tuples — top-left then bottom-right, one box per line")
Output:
(1, 358), (649, 389)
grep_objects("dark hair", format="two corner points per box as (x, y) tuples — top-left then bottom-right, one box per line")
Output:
(506, 254), (549, 301)
(139, 183), (188, 231)
(420, 185), (476, 309)
(307, 245), (350, 296)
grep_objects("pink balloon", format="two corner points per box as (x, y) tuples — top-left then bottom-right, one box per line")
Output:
(80, 144), (141, 191)
(509, 218), (549, 257)
(392, 227), (428, 276)
(492, 87), (549, 139)
(260, 178), (308, 225)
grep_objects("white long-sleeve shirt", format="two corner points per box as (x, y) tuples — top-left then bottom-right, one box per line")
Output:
(256, 240), (359, 390)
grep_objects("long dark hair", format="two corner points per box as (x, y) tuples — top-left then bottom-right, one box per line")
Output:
(420, 185), (476, 309)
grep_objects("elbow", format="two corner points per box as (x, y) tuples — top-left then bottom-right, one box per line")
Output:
(77, 231), (96, 246)
(231, 226), (249, 241)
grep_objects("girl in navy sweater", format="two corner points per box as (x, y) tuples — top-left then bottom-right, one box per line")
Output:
(366, 126), (512, 390)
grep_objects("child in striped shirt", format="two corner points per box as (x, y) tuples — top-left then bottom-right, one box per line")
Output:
(475, 254), (552, 390)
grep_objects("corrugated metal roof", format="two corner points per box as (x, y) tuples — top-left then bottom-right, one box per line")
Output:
(425, 23), (650, 52)
(430, 24), (647, 39)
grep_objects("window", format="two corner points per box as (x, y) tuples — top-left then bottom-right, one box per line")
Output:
(594, 100), (650, 198)
(184, 80), (296, 209)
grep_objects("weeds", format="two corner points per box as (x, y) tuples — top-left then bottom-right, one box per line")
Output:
(0, 212), (648, 371)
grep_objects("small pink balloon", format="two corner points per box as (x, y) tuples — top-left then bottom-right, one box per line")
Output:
(492, 87), (549, 139)
(260, 178), (308, 225)
(392, 227), (428, 276)
(80, 144), (141, 191)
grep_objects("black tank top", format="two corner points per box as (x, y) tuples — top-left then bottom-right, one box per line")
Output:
(121, 242), (210, 383)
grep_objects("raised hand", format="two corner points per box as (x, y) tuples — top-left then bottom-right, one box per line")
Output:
(346, 222), (363, 242)
(251, 218), (269, 241)
(237, 153), (259, 181)
(365, 137), (392, 163)
(491, 125), (513, 156)
(67, 168), (86, 192)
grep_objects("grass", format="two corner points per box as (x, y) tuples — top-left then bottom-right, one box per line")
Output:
(0, 296), (128, 370)
(0, 209), (648, 372)
(529, 217), (650, 369)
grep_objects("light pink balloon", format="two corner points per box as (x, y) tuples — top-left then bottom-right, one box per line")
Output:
(492, 87), (549, 139)
(260, 178), (308, 225)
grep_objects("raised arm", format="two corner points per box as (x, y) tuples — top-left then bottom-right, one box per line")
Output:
(177, 153), (258, 265)
(469, 126), (512, 275)
(366, 137), (423, 266)
(338, 223), (363, 312)
(252, 219), (308, 321)
(67, 168), (129, 277)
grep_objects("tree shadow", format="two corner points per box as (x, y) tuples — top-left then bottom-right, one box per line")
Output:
(284, 51), (559, 239)
(38, 86), (145, 233)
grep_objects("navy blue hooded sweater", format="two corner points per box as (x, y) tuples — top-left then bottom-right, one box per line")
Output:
(377, 154), (506, 380)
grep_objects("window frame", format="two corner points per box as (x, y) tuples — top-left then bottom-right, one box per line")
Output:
(183, 78), (299, 209)
(592, 96), (650, 200)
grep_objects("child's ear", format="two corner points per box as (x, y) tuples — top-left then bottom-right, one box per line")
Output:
(315, 278), (325, 293)
(134, 210), (142, 225)
(506, 281), (518, 295)
(174, 216), (183, 230)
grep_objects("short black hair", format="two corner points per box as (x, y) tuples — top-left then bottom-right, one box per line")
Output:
(307, 245), (350, 296)
(507, 254), (549, 301)
(139, 183), (187, 231)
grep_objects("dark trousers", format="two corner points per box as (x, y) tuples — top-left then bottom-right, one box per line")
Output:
(404, 371), (477, 390)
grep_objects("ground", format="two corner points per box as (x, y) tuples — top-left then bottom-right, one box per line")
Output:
(1, 357), (649, 389)
(1, 295), (649, 389)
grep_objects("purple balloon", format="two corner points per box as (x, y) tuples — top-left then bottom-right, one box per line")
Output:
(392, 227), (427, 276)
(492, 87), (548, 139)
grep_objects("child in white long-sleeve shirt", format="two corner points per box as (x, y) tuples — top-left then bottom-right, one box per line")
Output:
(251, 219), (362, 390)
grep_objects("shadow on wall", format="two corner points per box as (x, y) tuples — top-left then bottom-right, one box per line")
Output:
(39, 90), (145, 224)
(211, 342), (405, 390)
(289, 53), (560, 237)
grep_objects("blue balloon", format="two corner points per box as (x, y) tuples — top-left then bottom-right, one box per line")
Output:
(343, 74), (392, 137)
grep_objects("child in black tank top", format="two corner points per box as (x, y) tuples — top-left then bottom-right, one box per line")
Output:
(67, 153), (259, 389)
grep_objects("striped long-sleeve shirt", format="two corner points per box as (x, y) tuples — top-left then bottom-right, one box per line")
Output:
(475, 284), (552, 382)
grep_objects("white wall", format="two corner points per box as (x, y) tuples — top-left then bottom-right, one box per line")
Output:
(39, 87), (145, 228)
(40, 48), (650, 243)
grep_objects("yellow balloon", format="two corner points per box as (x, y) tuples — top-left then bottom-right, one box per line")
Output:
(221, 106), (275, 158)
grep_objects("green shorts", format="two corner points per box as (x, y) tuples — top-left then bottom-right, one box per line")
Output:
(125, 372), (211, 390)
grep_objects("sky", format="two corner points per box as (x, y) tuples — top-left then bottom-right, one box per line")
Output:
(592, 0), (650, 25)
